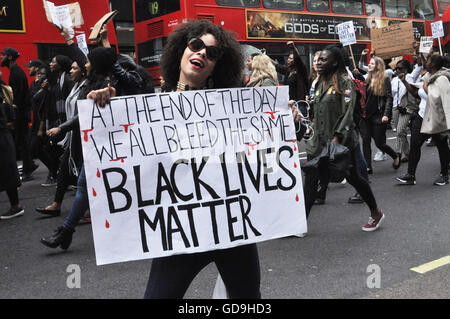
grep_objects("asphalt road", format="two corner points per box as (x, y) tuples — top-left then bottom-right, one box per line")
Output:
(1, 132), (449, 299)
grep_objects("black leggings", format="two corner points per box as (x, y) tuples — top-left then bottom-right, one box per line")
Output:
(144, 244), (261, 299)
(360, 118), (398, 170)
(303, 149), (378, 218)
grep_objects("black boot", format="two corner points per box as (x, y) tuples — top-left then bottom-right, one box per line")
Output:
(40, 226), (74, 250)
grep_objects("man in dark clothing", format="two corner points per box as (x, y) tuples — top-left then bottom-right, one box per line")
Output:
(112, 54), (143, 96)
(1, 47), (38, 181)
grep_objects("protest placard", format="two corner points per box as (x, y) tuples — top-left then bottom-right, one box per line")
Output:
(419, 36), (434, 54)
(431, 20), (444, 38)
(88, 11), (118, 42)
(336, 21), (357, 47)
(77, 86), (307, 265)
(43, 0), (84, 28)
(336, 21), (357, 69)
(76, 33), (89, 56)
(431, 21), (444, 55)
(371, 21), (415, 59)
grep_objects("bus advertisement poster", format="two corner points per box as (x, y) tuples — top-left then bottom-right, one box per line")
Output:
(245, 10), (425, 43)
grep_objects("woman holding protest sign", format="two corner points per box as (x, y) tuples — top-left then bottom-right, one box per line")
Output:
(139, 19), (261, 299)
(359, 56), (400, 174)
(142, 19), (304, 299)
(303, 44), (385, 232)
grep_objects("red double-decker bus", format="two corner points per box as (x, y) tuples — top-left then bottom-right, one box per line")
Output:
(134, 0), (449, 87)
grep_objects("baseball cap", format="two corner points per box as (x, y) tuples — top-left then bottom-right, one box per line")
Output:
(25, 59), (44, 68)
(0, 47), (20, 60)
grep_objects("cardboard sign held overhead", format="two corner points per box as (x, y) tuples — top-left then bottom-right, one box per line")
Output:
(371, 21), (415, 59)
(43, 0), (84, 28)
(89, 11), (118, 42)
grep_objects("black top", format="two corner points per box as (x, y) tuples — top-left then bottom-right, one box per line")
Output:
(365, 86), (379, 119)
(8, 63), (29, 112)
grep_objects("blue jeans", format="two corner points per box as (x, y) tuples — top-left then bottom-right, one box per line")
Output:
(355, 143), (369, 182)
(63, 165), (89, 231)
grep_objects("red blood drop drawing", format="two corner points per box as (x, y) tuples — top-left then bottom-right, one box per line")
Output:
(248, 150), (251, 156)
(96, 168), (101, 178)
(296, 194), (299, 202)
(264, 111), (280, 119)
(105, 220), (110, 229)
(120, 123), (135, 133)
(81, 128), (94, 142)
(294, 145), (297, 151)
(294, 162), (297, 168)
(93, 188), (97, 197)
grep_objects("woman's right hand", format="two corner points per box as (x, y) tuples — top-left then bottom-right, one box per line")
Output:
(47, 127), (62, 137)
(361, 49), (369, 55)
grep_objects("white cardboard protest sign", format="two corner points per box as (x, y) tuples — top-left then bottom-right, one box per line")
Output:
(431, 20), (444, 38)
(77, 87), (307, 265)
(43, 0), (84, 29)
(76, 33), (89, 56)
(419, 36), (434, 53)
(336, 21), (357, 46)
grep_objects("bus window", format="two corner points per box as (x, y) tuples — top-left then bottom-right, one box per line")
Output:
(215, 0), (260, 7)
(137, 37), (166, 68)
(438, 0), (450, 15)
(365, 0), (383, 16)
(306, 0), (329, 12)
(135, 0), (180, 22)
(332, 0), (363, 15)
(263, 0), (304, 10)
(385, 0), (412, 18)
(413, 0), (435, 19)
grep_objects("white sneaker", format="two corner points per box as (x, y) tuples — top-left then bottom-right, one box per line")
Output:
(373, 151), (387, 161)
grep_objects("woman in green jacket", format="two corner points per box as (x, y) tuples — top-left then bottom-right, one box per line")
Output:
(303, 44), (385, 232)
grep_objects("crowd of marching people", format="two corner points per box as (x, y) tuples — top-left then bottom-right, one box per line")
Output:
(0, 18), (449, 299)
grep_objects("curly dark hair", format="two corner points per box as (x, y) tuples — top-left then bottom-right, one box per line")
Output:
(160, 20), (244, 90)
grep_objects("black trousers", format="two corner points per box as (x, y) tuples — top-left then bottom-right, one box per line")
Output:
(360, 118), (398, 170)
(408, 115), (449, 177)
(144, 244), (261, 299)
(303, 149), (378, 218)
(14, 114), (34, 174)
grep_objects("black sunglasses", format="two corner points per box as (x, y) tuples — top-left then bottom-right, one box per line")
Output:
(187, 38), (223, 61)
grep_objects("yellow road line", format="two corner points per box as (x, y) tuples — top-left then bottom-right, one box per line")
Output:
(410, 256), (450, 274)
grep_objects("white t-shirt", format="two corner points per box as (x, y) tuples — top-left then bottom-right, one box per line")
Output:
(418, 88), (427, 118)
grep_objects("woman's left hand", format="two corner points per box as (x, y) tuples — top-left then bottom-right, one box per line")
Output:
(381, 116), (389, 123)
(87, 84), (116, 107)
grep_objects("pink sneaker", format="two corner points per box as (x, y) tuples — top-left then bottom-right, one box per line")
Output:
(362, 211), (385, 232)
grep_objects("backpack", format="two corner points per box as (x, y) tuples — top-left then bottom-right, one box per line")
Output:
(351, 78), (366, 126)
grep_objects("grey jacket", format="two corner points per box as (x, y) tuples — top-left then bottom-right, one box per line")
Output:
(420, 67), (450, 134)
